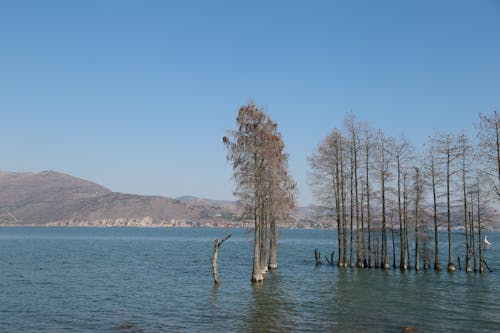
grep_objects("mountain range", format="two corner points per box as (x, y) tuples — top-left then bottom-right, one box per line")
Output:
(1, 170), (498, 230)
(0, 171), (240, 227)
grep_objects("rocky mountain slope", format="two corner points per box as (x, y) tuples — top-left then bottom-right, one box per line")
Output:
(0, 171), (239, 227)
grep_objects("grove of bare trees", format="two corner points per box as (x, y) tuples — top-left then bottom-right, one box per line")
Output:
(309, 111), (499, 273)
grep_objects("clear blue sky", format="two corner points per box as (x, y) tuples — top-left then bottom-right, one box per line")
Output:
(1, 1), (499, 206)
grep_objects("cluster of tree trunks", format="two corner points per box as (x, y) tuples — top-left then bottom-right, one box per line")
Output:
(224, 103), (296, 283)
(309, 111), (499, 273)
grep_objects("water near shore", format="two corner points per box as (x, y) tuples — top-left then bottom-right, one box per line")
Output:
(1, 227), (499, 332)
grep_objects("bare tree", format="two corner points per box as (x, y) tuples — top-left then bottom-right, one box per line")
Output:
(393, 137), (413, 270)
(477, 111), (500, 198)
(309, 130), (346, 267)
(435, 132), (460, 272)
(362, 122), (374, 268)
(374, 130), (393, 270)
(413, 167), (424, 271)
(224, 102), (294, 282)
(268, 132), (296, 270)
(425, 142), (442, 271)
(458, 133), (473, 272)
(345, 114), (363, 267)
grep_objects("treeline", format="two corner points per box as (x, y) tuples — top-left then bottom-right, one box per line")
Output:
(309, 111), (499, 273)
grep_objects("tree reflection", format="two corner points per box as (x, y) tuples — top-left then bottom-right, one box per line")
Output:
(245, 272), (296, 332)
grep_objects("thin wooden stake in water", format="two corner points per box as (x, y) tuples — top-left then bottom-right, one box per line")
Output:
(314, 248), (322, 266)
(210, 233), (232, 284)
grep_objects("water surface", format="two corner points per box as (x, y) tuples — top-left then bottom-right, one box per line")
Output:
(0, 227), (499, 332)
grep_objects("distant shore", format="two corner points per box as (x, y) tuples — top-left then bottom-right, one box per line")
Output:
(1, 223), (498, 231)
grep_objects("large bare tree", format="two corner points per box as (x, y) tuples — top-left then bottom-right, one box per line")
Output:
(224, 102), (295, 282)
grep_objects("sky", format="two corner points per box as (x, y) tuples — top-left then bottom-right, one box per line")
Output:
(1, 0), (499, 206)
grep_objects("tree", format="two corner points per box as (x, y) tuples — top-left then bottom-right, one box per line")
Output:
(224, 102), (295, 282)
(267, 131), (296, 270)
(344, 114), (363, 267)
(435, 132), (460, 272)
(477, 111), (500, 198)
(425, 142), (442, 271)
(362, 122), (375, 268)
(458, 133), (473, 272)
(393, 137), (413, 270)
(309, 129), (346, 267)
(413, 167), (424, 271)
(374, 130), (393, 270)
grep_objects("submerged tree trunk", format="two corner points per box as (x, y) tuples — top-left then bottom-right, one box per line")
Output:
(260, 202), (268, 275)
(350, 156), (354, 267)
(431, 151), (441, 271)
(460, 135), (472, 273)
(404, 173), (410, 270)
(398, 156), (406, 270)
(414, 168), (420, 271)
(211, 233), (232, 284)
(252, 188), (264, 282)
(391, 215), (396, 269)
(366, 145), (372, 268)
(446, 150), (456, 272)
(341, 144), (348, 267)
(470, 208), (477, 272)
(268, 216), (278, 270)
(477, 182), (484, 273)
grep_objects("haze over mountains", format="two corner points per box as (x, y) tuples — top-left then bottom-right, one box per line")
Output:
(0, 171), (239, 227)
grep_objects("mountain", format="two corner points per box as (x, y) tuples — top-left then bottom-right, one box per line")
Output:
(0, 171), (239, 227)
(175, 195), (238, 209)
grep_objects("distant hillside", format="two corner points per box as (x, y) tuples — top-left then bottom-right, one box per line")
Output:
(3, 170), (494, 230)
(0, 171), (239, 227)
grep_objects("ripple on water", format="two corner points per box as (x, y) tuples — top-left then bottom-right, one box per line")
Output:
(0, 228), (499, 333)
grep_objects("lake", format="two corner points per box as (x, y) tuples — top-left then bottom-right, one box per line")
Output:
(0, 227), (499, 332)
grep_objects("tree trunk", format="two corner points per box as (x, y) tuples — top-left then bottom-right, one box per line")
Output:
(496, 110), (500, 187)
(211, 234), (232, 284)
(431, 155), (441, 271)
(398, 156), (406, 270)
(268, 215), (278, 270)
(446, 151), (456, 272)
(381, 166), (389, 270)
(260, 202), (268, 275)
(341, 144), (347, 267)
(477, 183), (484, 273)
(391, 215), (396, 269)
(366, 145), (372, 268)
(361, 183), (367, 267)
(335, 147), (343, 267)
(252, 220), (263, 282)
(354, 141), (362, 268)
(252, 174), (264, 282)
(349, 155), (354, 267)
(415, 168), (420, 271)
(470, 209), (477, 272)
(461, 137), (471, 273)
(404, 173), (410, 270)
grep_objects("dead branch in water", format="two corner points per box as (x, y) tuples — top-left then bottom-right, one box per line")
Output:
(210, 233), (232, 284)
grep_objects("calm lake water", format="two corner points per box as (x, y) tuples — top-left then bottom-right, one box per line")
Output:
(0, 227), (499, 333)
